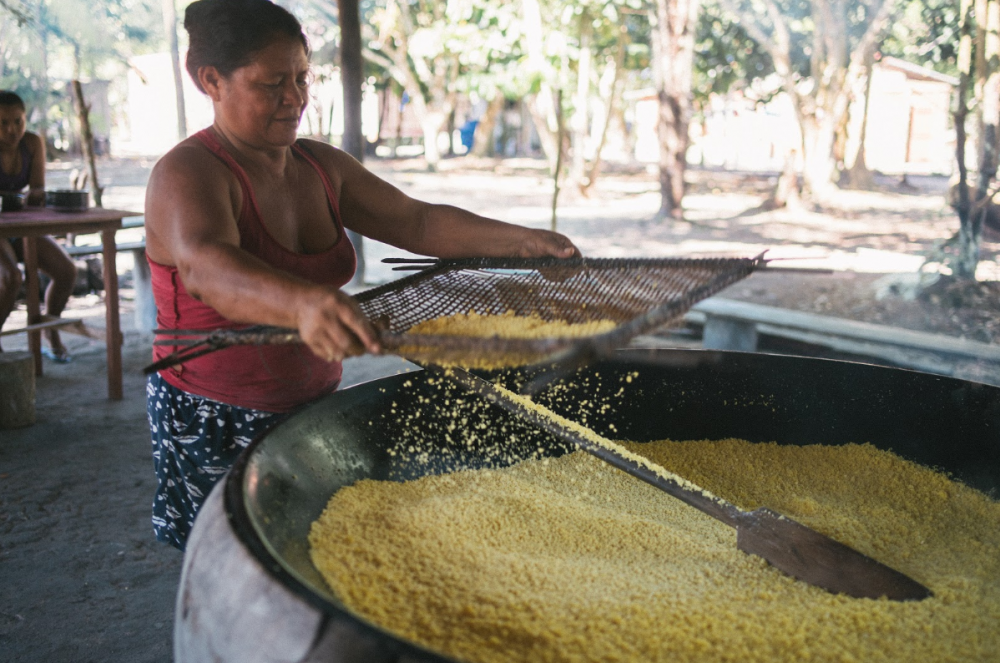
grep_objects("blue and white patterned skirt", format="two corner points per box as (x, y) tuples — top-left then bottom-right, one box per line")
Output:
(146, 372), (284, 550)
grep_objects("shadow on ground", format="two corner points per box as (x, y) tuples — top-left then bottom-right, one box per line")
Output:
(0, 322), (416, 663)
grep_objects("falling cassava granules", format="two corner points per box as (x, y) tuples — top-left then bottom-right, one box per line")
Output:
(309, 438), (1000, 662)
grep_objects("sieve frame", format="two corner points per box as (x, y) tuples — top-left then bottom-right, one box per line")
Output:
(355, 254), (765, 366)
(144, 255), (764, 375)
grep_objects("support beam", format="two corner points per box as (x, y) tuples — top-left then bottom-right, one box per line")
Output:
(337, 0), (366, 287)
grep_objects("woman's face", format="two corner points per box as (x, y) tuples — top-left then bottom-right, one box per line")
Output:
(0, 105), (27, 151)
(211, 36), (311, 149)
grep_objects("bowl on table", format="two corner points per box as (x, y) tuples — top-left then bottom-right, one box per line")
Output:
(45, 189), (89, 212)
(1, 191), (26, 212)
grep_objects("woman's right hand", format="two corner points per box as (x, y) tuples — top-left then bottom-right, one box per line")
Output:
(295, 286), (381, 363)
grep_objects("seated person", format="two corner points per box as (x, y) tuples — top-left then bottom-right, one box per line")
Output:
(0, 90), (77, 361)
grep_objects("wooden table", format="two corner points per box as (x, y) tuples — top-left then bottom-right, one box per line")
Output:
(0, 207), (141, 400)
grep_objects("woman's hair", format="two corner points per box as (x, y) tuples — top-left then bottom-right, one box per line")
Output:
(0, 91), (26, 110)
(184, 0), (309, 93)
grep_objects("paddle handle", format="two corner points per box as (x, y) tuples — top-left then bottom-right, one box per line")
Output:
(442, 368), (745, 528)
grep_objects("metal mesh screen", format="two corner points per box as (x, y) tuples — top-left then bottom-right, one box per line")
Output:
(147, 255), (764, 373)
(354, 255), (763, 366)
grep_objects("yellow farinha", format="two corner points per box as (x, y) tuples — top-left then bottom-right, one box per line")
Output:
(399, 311), (619, 369)
(407, 311), (617, 339)
(309, 438), (1000, 662)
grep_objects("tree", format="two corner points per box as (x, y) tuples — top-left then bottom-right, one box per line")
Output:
(949, 0), (1000, 280)
(1, 0), (162, 151)
(363, 0), (467, 170)
(713, 0), (897, 203)
(651, 0), (699, 219)
(520, 0), (645, 188)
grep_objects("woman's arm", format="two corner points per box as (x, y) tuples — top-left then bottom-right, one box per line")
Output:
(145, 143), (379, 362)
(25, 132), (45, 206)
(311, 143), (579, 259)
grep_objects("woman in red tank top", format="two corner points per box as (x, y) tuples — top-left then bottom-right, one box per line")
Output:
(144, 0), (580, 549)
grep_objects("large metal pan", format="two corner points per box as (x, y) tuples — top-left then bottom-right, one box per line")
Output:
(222, 349), (1000, 661)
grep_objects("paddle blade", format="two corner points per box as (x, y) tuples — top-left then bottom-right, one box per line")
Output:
(736, 508), (932, 601)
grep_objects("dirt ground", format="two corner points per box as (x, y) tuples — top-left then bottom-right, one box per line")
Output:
(0, 316), (415, 663)
(2, 155), (997, 663)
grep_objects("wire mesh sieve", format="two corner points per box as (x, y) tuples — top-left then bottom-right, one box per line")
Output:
(146, 254), (764, 373)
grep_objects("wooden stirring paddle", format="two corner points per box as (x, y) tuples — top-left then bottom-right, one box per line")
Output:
(440, 367), (932, 602)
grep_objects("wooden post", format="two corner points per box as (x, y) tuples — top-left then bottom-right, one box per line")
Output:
(71, 80), (104, 208)
(162, 0), (188, 140)
(103, 229), (123, 400)
(0, 352), (36, 429)
(22, 236), (42, 376)
(337, 0), (366, 287)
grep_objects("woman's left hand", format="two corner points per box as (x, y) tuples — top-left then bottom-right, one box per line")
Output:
(516, 229), (581, 259)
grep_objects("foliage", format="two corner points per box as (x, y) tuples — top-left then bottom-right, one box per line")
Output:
(703, 0), (961, 97)
(880, 0), (960, 76)
(693, 0), (776, 108)
(1, 0), (163, 136)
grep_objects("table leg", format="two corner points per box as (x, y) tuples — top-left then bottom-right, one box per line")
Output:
(102, 229), (123, 400)
(22, 236), (42, 376)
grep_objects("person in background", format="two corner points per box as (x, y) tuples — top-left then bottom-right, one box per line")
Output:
(0, 91), (76, 362)
(144, 0), (580, 550)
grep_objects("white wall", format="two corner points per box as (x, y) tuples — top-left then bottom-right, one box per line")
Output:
(114, 53), (213, 156)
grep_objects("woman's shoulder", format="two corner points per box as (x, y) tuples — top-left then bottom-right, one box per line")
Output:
(22, 131), (43, 155)
(296, 138), (359, 166)
(295, 138), (365, 184)
(150, 135), (232, 186)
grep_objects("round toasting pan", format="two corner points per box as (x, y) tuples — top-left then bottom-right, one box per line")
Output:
(224, 349), (1000, 662)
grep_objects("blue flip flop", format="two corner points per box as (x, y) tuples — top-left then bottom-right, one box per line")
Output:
(41, 347), (73, 363)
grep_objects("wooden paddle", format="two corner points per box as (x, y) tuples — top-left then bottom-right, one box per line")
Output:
(441, 367), (932, 601)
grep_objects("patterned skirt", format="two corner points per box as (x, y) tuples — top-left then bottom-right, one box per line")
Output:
(146, 372), (284, 550)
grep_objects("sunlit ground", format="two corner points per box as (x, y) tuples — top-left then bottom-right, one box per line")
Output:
(4, 154), (996, 374)
(7, 154), (995, 354)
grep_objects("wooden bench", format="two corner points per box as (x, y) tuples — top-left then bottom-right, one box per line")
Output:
(684, 297), (1000, 383)
(64, 236), (156, 333)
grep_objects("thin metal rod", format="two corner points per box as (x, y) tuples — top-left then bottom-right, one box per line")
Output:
(381, 258), (439, 264)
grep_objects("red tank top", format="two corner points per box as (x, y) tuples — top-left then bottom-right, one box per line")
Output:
(150, 128), (357, 412)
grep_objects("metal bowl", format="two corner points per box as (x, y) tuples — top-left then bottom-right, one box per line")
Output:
(45, 189), (89, 212)
(222, 349), (1000, 661)
(0, 191), (26, 212)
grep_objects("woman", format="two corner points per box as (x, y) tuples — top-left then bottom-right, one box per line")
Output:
(0, 91), (76, 361)
(145, 0), (580, 549)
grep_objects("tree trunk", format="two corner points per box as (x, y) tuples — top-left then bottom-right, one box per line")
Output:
(652, 0), (699, 220)
(581, 35), (626, 196)
(419, 109), (447, 171)
(551, 89), (565, 232)
(40, 28), (50, 148)
(954, 0), (977, 280)
(526, 89), (560, 170)
(472, 94), (504, 157)
(570, 14), (592, 186)
(956, 0), (1000, 279)
(394, 92), (405, 157)
(800, 112), (839, 201)
(845, 48), (876, 190)
(162, 0), (187, 140)
(71, 80), (103, 208)
(446, 109), (456, 157)
(337, 0), (366, 285)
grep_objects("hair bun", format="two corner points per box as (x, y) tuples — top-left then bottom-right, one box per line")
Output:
(183, 0), (308, 93)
